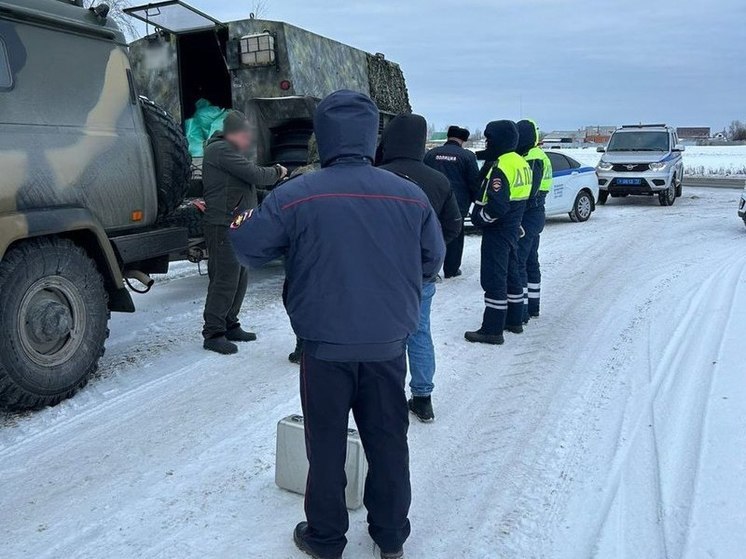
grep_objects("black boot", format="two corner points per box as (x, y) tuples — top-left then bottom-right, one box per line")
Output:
(504, 323), (524, 334)
(203, 336), (238, 355)
(288, 338), (303, 364)
(465, 330), (505, 345)
(408, 396), (435, 423)
(293, 522), (341, 559)
(225, 326), (257, 342)
(380, 549), (404, 559)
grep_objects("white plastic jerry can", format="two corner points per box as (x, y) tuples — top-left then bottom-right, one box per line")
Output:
(275, 414), (368, 510)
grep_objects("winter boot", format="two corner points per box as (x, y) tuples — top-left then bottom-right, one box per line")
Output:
(379, 549), (404, 559)
(408, 396), (435, 423)
(288, 338), (303, 364)
(203, 336), (238, 355)
(293, 522), (341, 559)
(225, 326), (257, 342)
(504, 323), (524, 334)
(465, 330), (505, 345)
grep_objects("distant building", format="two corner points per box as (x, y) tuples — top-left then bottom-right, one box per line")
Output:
(542, 129), (585, 148)
(584, 125), (616, 145)
(677, 127), (711, 141)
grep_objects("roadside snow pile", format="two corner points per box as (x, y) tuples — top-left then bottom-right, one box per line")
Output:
(559, 145), (746, 177)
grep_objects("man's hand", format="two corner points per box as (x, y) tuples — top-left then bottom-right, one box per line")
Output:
(275, 164), (288, 180)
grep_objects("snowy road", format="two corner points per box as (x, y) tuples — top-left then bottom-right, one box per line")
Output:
(1, 188), (745, 559)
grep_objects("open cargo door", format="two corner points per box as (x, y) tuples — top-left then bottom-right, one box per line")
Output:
(123, 0), (223, 34)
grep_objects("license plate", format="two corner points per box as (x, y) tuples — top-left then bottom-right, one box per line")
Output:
(616, 178), (642, 186)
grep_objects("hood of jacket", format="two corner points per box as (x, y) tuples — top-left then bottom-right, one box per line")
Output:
(314, 90), (379, 167)
(482, 120), (519, 161)
(516, 119), (539, 156)
(379, 114), (428, 164)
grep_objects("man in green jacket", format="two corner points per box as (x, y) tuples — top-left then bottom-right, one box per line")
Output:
(202, 111), (287, 354)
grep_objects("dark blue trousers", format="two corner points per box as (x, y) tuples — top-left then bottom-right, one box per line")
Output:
(300, 352), (411, 557)
(508, 202), (546, 325)
(480, 229), (512, 334)
(521, 198), (546, 319)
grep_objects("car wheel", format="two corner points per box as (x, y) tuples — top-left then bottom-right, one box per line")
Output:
(569, 190), (594, 222)
(658, 181), (676, 207)
(0, 238), (110, 411)
(598, 190), (609, 205)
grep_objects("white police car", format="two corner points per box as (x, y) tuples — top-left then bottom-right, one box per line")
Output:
(739, 185), (746, 228)
(545, 151), (599, 222)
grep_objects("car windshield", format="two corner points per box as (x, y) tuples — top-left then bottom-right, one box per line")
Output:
(607, 131), (670, 152)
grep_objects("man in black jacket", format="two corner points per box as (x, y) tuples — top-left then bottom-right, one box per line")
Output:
(230, 91), (445, 559)
(378, 114), (461, 422)
(201, 111), (286, 354)
(424, 126), (480, 278)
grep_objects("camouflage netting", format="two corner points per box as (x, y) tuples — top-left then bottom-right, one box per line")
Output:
(367, 54), (411, 115)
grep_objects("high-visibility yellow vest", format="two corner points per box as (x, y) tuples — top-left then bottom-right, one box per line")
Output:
(526, 146), (553, 193)
(483, 151), (532, 202)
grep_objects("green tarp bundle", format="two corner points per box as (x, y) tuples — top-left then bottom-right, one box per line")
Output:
(184, 99), (228, 158)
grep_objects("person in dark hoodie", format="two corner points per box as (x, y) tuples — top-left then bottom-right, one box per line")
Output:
(465, 120), (532, 345)
(230, 91), (445, 559)
(378, 114), (461, 423)
(424, 126), (480, 278)
(200, 111), (287, 355)
(505, 120), (553, 332)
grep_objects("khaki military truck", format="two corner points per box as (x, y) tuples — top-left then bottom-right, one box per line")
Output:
(0, 0), (410, 411)
(125, 0), (411, 182)
(0, 0), (192, 410)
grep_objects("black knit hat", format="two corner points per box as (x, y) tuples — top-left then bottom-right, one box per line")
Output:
(447, 125), (470, 142)
(223, 110), (251, 135)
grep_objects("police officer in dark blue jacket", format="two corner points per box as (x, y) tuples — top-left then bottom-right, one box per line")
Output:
(466, 120), (531, 345)
(230, 90), (445, 559)
(424, 126), (480, 278)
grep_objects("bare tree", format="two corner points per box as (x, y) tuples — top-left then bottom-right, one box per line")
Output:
(727, 120), (746, 141)
(251, 0), (271, 18)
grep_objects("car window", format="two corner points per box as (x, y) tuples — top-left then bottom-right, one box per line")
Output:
(547, 151), (572, 172)
(607, 131), (670, 152)
(564, 154), (582, 169)
(0, 37), (12, 90)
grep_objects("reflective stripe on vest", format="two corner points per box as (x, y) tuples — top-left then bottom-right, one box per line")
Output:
(526, 146), (553, 192)
(482, 152), (532, 202)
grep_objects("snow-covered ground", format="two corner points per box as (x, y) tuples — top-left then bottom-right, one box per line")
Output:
(560, 145), (746, 177)
(1, 188), (745, 558)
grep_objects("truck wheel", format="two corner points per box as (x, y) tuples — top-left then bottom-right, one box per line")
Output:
(140, 97), (191, 218)
(0, 238), (110, 411)
(658, 181), (676, 207)
(598, 190), (609, 205)
(569, 190), (594, 222)
(159, 203), (204, 238)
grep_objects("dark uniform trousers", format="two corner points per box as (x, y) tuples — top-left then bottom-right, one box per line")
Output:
(202, 224), (249, 339)
(443, 218), (465, 277)
(480, 228), (514, 334)
(507, 194), (547, 326)
(300, 352), (412, 558)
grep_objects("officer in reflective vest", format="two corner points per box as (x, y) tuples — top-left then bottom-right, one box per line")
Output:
(466, 120), (531, 345)
(505, 119), (552, 331)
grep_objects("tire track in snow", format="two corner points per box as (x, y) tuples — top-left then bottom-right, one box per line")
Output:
(587, 255), (746, 558)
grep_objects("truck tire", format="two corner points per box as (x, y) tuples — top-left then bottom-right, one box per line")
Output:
(159, 203), (204, 238)
(140, 97), (191, 218)
(0, 238), (110, 411)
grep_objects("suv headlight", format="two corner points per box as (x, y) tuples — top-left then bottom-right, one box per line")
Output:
(597, 161), (613, 171)
(649, 161), (667, 172)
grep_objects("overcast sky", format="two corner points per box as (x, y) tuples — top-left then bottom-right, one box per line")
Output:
(185, 0), (744, 133)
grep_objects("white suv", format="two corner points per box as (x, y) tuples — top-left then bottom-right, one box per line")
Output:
(596, 125), (685, 207)
(738, 185), (746, 228)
